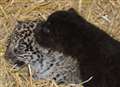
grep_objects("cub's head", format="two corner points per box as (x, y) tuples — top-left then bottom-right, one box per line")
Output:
(5, 20), (42, 66)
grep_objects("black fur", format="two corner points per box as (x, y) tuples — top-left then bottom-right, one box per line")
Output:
(34, 8), (120, 87)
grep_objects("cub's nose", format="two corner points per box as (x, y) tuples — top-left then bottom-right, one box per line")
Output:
(5, 48), (15, 60)
(5, 49), (25, 66)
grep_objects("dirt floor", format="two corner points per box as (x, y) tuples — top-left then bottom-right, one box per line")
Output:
(0, 0), (120, 87)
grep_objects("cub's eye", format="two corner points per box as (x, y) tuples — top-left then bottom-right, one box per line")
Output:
(18, 44), (26, 50)
(41, 21), (51, 34)
(42, 27), (50, 33)
(14, 41), (27, 54)
(14, 44), (26, 54)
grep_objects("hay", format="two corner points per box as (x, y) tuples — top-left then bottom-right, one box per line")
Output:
(0, 0), (120, 87)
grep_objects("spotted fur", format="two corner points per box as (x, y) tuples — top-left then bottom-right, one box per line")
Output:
(5, 20), (81, 84)
(5, 9), (120, 87)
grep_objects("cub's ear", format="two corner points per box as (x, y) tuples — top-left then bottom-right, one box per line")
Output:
(68, 8), (78, 14)
(14, 21), (23, 30)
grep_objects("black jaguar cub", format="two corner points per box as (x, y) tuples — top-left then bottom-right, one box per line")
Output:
(5, 8), (120, 87)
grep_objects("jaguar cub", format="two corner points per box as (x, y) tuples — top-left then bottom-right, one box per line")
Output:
(5, 8), (120, 87)
(5, 20), (81, 84)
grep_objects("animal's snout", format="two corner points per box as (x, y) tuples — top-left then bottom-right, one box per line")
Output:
(5, 48), (17, 61)
(5, 48), (15, 60)
(5, 49), (25, 66)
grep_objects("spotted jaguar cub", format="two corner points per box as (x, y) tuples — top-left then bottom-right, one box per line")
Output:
(5, 20), (41, 65)
(5, 8), (120, 87)
(5, 20), (81, 84)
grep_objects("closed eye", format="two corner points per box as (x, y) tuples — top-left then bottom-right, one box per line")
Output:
(18, 44), (26, 50)
(14, 41), (27, 54)
(43, 27), (50, 33)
